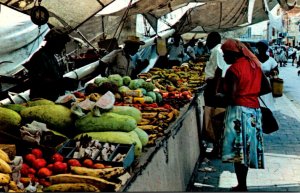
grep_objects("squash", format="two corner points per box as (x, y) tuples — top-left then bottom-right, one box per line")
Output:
(0, 107), (22, 131)
(75, 112), (137, 133)
(133, 127), (149, 146)
(20, 105), (74, 134)
(110, 106), (142, 123)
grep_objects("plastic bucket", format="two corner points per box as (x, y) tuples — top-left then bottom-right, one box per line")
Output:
(271, 78), (283, 97)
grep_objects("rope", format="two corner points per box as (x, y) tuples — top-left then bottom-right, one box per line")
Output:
(112, 0), (133, 41)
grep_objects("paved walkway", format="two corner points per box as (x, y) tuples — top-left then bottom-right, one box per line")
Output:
(189, 94), (300, 192)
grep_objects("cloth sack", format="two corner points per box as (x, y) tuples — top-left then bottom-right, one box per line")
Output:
(260, 107), (279, 134)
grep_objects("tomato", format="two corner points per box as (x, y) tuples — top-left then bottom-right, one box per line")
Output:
(67, 159), (81, 167)
(37, 167), (52, 178)
(25, 154), (36, 164)
(32, 159), (47, 170)
(31, 148), (43, 158)
(51, 153), (64, 163)
(52, 161), (68, 174)
(82, 159), (93, 168)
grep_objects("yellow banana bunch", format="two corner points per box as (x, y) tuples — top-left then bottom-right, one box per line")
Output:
(138, 125), (163, 134)
(70, 166), (125, 179)
(0, 149), (10, 163)
(141, 112), (158, 119)
(43, 183), (100, 192)
(49, 174), (120, 192)
(8, 181), (22, 192)
(0, 172), (10, 185)
(0, 158), (12, 174)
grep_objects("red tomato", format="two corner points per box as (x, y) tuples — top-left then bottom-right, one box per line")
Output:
(32, 159), (47, 170)
(31, 148), (43, 158)
(52, 161), (68, 174)
(37, 167), (52, 178)
(82, 159), (93, 168)
(67, 159), (81, 167)
(27, 168), (36, 175)
(51, 153), (64, 163)
(25, 154), (36, 164)
(47, 164), (54, 171)
(20, 163), (30, 177)
(93, 163), (105, 169)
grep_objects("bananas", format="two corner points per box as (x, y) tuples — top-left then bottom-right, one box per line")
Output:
(44, 183), (100, 192)
(0, 173), (10, 185)
(8, 181), (22, 192)
(49, 174), (120, 192)
(141, 112), (158, 119)
(0, 149), (10, 163)
(70, 166), (125, 179)
(0, 158), (12, 174)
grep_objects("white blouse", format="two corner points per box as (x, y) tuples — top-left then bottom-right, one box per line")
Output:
(261, 56), (278, 74)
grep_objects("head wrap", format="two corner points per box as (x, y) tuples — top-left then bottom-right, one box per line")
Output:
(221, 38), (261, 69)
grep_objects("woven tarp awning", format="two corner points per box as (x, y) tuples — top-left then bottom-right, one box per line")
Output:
(0, 0), (296, 35)
(0, 0), (114, 30)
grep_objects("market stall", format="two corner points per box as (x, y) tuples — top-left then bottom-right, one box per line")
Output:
(0, 0), (295, 192)
(122, 92), (204, 191)
(0, 58), (207, 192)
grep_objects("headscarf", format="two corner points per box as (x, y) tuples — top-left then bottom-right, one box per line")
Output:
(221, 38), (261, 69)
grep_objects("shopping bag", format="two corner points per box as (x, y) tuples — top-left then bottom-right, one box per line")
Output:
(204, 106), (226, 142)
(260, 107), (279, 134)
(259, 72), (272, 96)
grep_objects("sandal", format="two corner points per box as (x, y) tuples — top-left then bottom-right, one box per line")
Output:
(230, 185), (248, 192)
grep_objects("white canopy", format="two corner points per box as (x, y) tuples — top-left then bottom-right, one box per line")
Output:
(0, 5), (48, 76)
(0, 0), (297, 76)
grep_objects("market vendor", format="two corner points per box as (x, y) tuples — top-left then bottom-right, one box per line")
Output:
(98, 35), (149, 78)
(23, 26), (71, 101)
(166, 34), (185, 68)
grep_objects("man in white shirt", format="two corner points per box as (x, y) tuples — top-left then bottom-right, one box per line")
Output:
(204, 32), (229, 89)
(203, 32), (229, 157)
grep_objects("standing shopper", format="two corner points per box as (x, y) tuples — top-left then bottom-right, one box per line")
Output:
(203, 32), (229, 156)
(256, 40), (279, 111)
(221, 39), (265, 192)
(23, 27), (71, 101)
(204, 32), (229, 107)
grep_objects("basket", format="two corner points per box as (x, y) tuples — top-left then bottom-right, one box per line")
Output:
(271, 77), (283, 97)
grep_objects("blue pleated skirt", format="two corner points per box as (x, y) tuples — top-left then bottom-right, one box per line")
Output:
(222, 105), (265, 169)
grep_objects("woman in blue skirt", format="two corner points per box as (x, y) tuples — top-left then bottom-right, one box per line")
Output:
(220, 39), (265, 191)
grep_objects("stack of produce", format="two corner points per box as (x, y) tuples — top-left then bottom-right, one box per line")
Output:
(0, 149), (18, 192)
(137, 65), (205, 109)
(20, 147), (122, 192)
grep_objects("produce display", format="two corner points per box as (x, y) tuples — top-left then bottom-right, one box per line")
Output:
(0, 59), (207, 192)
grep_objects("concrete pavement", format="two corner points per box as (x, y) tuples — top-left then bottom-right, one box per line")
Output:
(189, 93), (300, 192)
